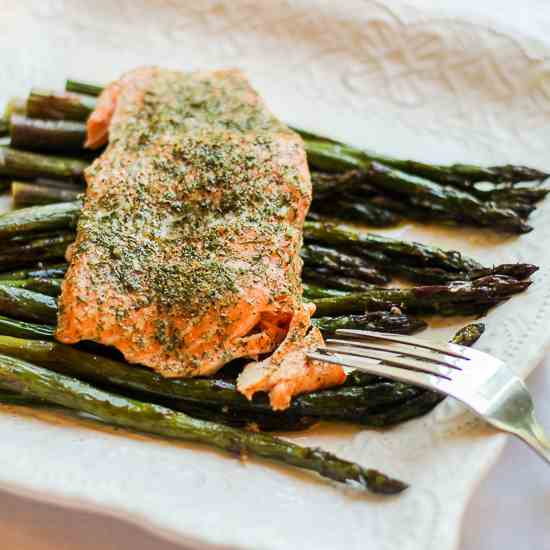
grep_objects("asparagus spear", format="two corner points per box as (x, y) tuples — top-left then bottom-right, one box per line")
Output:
(478, 186), (550, 204)
(0, 274), (443, 329)
(0, 388), (318, 432)
(65, 79), (104, 97)
(304, 141), (540, 232)
(0, 263), (68, 280)
(0, 200), (80, 239)
(313, 276), (531, 317)
(301, 243), (390, 284)
(154, 402), (319, 432)
(0, 286), (57, 323)
(310, 198), (400, 227)
(310, 169), (371, 198)
(0, 147), (88, 181)
(0, 316), (54, 340)
(312, 312), (427, 335)
(0, 203), (535, 288)
(0, 233), (73, 269)
(0, 353), (405, 493)
(27, 89), (95, 122)
(10, 115), (86, 153)
(304, 220), (482, 271)
(0, 278), (62, 297)
(299, 130), (548, 185)
(0, 335), (421, 419)
(302, 283), (349, 300)
(302, 268), (374, 293)
(12, 181), (81, 207)
(0, 322), (483, 433)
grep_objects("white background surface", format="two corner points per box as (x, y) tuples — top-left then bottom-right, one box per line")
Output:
(1, 2), (550, 549)
(0, 357), (547, 550)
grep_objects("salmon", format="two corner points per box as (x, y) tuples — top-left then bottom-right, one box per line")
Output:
(56, 67), (344, 409)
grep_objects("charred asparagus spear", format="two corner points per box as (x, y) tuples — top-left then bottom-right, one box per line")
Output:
(0, 335), (421, 423)
(0, 201), (80, 239)
(301, 243), (390, 284)
(312, 311), (427, 335)
(27, 89), (95, 122)
(304, 220), (483, 271)
(12, 181), (81, 207)
(0, 278), (62, 297)
(0, 263), (68, 280)
(10, 115), (86, 154)
(299, 130), (548, 186)
(0, 233), (73, 269)
(0, 147), (88, 181)
(0, 353), (406, 494)
(313, 276), (531, 317)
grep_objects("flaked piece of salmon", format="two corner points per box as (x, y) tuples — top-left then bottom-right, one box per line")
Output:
(237, 303), (346, 410)
(56, 66), (345, 409)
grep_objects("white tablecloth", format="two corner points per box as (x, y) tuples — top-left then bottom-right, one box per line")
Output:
(0, 360), (548, 550)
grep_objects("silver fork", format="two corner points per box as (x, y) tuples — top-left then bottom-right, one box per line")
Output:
(306, 329), (550, 464)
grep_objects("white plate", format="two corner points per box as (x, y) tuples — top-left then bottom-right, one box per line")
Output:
(1, 2), (550, 549)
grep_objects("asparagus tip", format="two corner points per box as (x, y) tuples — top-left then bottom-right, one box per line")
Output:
(363, 469), (409, 494)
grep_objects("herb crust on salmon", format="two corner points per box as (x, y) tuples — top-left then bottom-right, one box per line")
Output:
(56, 67), (344, 409)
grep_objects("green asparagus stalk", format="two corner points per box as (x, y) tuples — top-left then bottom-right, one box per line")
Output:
(0, 316), (54, 340)
(477, 186), (550, 204)
(365, 162), (531, 233)
(0, 335), (420, 420)
(312, 276), (531, 317)
(0, 147), (88, 181)
(0, 263), (68, 280)
(34, 177), (85, 190)
(65, 79), (104, 97)
(0, 286), (57, 323)
(300, 243), (390, 284)
(302, 283), (349, 300)
(310, 169), (371, 198)
(298, 130), (548, 185)
(0, 389), (318, 432)
(0, 353), (406, 493)
(302, 268), (374, 293)
(304, 220), (483, 271)
(0, 233), (73, 268)
(163, 403), (319, 432)
(309, 198), (400, 227)
(0, 390), (48, 407)
(27, 89), (95, 122)
(10, 115), (86, 153)
(12, 181), (81, 207)
(312, 311), (427, 335)
(303, 236), (537, 284)
(0, 278), (62, 297)
(0, 201), (80, 239)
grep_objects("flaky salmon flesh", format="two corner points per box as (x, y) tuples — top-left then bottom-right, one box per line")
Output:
(56, 67), (345, 410)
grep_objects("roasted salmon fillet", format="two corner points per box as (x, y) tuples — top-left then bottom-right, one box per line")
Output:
(56, 67), (344, 409)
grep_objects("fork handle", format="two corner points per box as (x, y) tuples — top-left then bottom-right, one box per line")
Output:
(514, 413), (550, 465)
